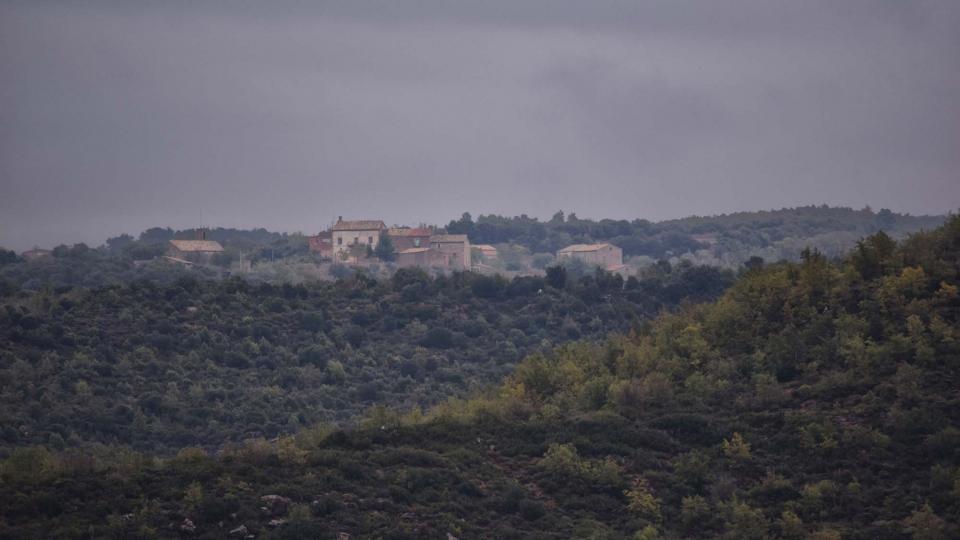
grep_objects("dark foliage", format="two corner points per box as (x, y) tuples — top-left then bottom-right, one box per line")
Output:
(1, 216), (957, 539)
(0, 265), (732, 454)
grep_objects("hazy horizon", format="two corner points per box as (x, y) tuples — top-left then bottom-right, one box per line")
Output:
(3, 1), (959, 251)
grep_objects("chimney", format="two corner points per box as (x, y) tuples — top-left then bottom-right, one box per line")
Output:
(338, 216), (343, 222)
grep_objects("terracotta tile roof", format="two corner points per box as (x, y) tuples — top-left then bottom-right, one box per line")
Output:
(398, 247), (432, 254)
(169, 239), (224, 253)
(430, 234), (469, 243)
(558, 243), (613, 253)
(331, 219), (386, 231)
(388, 227), (431, 237)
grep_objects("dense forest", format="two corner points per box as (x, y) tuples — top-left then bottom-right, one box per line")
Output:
(1, 216), (957, 539)
(0, 262), (733, 454)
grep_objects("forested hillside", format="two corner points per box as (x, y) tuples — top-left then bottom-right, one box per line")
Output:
(0, 263), (733, 454)
(446, 206), (944, 265)
(0, 206), (944, 293)
(2, 217), (957, 539)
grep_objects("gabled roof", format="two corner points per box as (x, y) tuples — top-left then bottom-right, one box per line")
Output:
(431, 234), (469, 243)
(558, 243), (614, 253)
(169, 239), (224, 253)
(388, 227), (431, 237)
(332, 219), (386, 231)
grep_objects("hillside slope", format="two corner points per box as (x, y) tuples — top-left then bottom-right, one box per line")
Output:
(1, 217), (958, 539)
(0, 265), (732, 454)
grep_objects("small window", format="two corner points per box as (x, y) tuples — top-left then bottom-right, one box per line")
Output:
(414, 238), (420, 247)
(354, 237), (359, 244)
(368, 236), (373, 244)
(337, 237), (342, 245)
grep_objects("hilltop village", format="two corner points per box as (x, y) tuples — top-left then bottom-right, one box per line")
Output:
(307, 217), (624, 273)
(93, 216), (626, 278)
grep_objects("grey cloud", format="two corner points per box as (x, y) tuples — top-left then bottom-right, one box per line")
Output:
(1, 1), (958, 250)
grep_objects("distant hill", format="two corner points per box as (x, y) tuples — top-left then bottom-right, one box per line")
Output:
(446, 205), (946, 266)
(2, 216), (957, 538)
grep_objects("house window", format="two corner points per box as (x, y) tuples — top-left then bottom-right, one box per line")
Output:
(354, 237), (359, 244)
(414, 238), (420, 247)
(337, 237), (342, 245)
(368, 236), (373, 244)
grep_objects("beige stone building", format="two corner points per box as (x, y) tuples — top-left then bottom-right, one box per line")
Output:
(330, 217), (387, 259)
(556, 243), (622, 269)
(472, 244), (498, 262)
(21, 248), (52, 261)
(166, 239), (224, 264)
(396, 247), (449, 268)
(387, 227), (432, 251)
(430, 234), (471, 269)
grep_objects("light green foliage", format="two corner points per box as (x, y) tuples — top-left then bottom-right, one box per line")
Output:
(540, 443), (583, 477)
(277, 435), (307, 466)
(902, 504), (949, 540)
(540, 443), (625, 489)
(722, 432), (752, 461)
(183, 481), (203, 510)
(778, 510), (804, 539)
(720, 499), (769, 540)
(633, 525), (661, 540)
(680, 495), (711, 529)
(624, 479), (662, 522)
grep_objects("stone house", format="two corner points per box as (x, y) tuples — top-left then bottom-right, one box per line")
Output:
(472, 244), (498, 262)
(396, 247), (450, 268)
(166, 239), (224, 264)
(330, 217), (387, 259)
(430, 234), (471, 269)
(308, 231), (334, 259)
(21, 249), (52, 261)
(556, 243), (622, 269)
(387, 227), (432, 251)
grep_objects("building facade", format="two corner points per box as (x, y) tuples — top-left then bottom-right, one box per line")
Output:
(387, 227), (432, 251)
(396, 247), (450, 268)
(556, 243), (622, 269)
(166, 239), (225, 264)
(21, 249), (52, 261)
(308, 231), (334, 259)
(430, 234), (471, 269)
(330, 217), (387, 259)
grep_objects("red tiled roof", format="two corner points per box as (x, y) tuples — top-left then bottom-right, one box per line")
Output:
(169, 240), (224, 253)
(388, 227), (431, 237)
(558, 243), (614, 253)
(332, 219), (386, 231)
(430, 234), (469, 243)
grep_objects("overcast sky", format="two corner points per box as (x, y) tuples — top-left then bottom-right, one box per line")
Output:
(1, 1), (958, 250)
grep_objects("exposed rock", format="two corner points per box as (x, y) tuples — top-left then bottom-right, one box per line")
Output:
(268, 519), (286, 528)
(228, 524), (248, 537)
(337, 533), (351, 540)
(447, 534), (459, 540)
(180, 518), (196, 533)
(259, 494), (292, 516)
